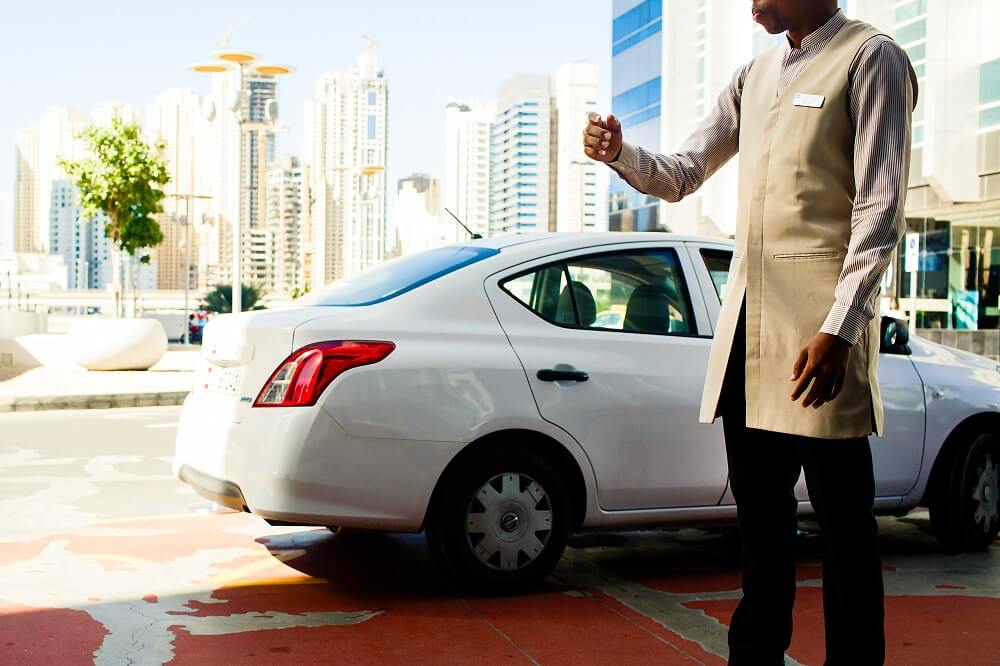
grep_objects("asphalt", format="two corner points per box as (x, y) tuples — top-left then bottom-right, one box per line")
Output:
(0, 406), (997, 665)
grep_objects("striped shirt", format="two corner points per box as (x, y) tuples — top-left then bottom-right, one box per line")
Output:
(609, 9), (915, 346)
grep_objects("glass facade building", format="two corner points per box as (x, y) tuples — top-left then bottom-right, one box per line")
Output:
(609, 0), (663, 232)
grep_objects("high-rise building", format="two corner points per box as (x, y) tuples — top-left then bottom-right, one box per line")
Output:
(610, 0), (749, 235)
(198, 63), (283, 291)
(608, 0), (1000, 331)
(30, 106), (88, 255)
(145, 88), (214, 292)
(14, 103), (158, 292)
(47, 179), (113, 289)
(395, 173), (450, 256)
(14, 127), (39, 253)
(609, 0), (666, 233)
(266, 155), (310, 296)
(444, 99), (493, 239)
(866, 0), (1000, 330)
(305, 43), (388, 285)
(487, 66), (608, 238)
(553, 63), (609, 233)
(489, 75), (554, 236)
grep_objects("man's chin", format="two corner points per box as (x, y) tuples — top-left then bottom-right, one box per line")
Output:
(751, 8), (781, 33)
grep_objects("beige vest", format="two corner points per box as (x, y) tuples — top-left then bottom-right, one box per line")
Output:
(698, 19), (911, 439)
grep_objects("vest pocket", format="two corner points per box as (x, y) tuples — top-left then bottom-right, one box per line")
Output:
(771, 251), (842, 262)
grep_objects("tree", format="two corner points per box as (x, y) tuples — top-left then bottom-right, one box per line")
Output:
(201, 284), (266, 314)
(60, 117), (170, 318)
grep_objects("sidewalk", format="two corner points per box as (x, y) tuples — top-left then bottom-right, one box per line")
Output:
(0, 348), (197, 413)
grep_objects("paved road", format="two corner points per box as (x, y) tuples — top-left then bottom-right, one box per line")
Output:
(1, 406), (997, 665)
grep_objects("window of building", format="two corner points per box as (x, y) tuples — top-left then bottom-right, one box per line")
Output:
(366, 115), (377, 140)
(613, 19), (662, 56)
(980, 58), (1000, 129)
(613, 76), (662, 120)
(896, 20), (926, 46)
(613, 0), (662, 43)
(368, 91), (377, 106)
(895, 0), (927, 23)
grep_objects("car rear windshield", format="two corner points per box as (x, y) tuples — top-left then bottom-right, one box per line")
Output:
(300, 245), (500, 306)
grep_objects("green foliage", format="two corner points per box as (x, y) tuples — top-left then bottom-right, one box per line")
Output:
(60, 118), (170, 256)
(290, 282), (312, 300)
(201, 284), (266, 313)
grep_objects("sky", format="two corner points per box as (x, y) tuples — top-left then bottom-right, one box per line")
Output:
(1, 0), (612, 249)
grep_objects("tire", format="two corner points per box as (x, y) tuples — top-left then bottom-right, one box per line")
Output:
(929, 431), (1000, 551)
(425, 447), (572, 594)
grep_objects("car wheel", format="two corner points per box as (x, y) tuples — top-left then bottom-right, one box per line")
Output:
(930, 431), (1000, 551)
(426, 448), (571, 593)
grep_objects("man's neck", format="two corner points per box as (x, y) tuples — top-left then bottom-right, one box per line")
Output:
(786, 6), (839, 48)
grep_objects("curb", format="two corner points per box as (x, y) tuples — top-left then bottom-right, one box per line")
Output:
(0, 391), (189, 413)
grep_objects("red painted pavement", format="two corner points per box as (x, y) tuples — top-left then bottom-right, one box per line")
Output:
(0, 511), (996, 664)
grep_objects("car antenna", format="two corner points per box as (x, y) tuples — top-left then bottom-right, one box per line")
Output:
(443, 207), (482, 239)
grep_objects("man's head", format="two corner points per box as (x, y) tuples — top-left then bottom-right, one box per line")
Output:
(751, 0), (838, 35)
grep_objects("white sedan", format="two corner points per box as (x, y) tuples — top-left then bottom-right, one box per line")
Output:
(175, 232), (1000, 590)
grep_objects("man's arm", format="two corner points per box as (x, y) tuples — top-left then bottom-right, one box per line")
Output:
(589, 62), (751, 202)
(819, 37), (915, 345)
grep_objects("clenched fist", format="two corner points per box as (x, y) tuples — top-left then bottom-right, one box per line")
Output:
(583, 112), (623, 163)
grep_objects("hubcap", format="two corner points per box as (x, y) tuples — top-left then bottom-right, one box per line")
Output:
(972, 453), (1000, 534)
(465, 472), (553, 571)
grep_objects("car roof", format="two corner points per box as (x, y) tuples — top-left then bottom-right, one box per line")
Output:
(462, 231), (733, 249)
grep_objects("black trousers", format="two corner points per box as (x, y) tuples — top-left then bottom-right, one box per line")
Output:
(720, 298), (885, 665)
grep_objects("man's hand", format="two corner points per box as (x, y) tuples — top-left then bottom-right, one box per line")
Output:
(790, 333), (852, 409)
(583, 113), (623, 163)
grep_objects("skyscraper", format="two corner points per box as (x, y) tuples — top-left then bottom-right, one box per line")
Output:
(489, 75), (554, 236)
(199, 63), (283, 290)
(610, 0), (749, 236)
(14, 127), (39, 253)
(29, 106), (88, 255)
(553, 63), (609, 233)
(266, 155), (310, 296)
(305, 42), (388, 285)
(608, 0), (1000, 332)
(145, 88), (213, 291)
(14, 103), (153, 291)
(487, 66), (608, 238)
(48, 179), (113, 289)
(444, 99), (493, 239)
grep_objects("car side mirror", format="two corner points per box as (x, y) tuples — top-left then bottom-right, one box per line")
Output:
(880, 316), (911, 355)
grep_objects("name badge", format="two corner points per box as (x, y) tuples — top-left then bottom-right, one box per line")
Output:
(793, 93), (825, 108)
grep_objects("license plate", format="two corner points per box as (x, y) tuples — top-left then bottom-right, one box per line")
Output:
(198, 363), (243, 395)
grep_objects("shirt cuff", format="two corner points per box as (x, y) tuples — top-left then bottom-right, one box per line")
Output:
(608, 142), (638, 172)
(820, 302), (871, 346)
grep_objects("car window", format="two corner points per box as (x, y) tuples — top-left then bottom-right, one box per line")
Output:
(700, 249), (732, 303)
(300, 245), (499, 306)
(502, 264), (576, 325)
(501, 248), (697, 336)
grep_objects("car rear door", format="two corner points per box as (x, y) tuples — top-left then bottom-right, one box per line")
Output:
(485, 241), (729, 511)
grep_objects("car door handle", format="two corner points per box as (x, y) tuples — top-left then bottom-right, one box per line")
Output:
(537, 369), (589, 382)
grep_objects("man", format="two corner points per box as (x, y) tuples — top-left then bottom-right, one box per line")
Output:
(584, 1), (915, 663)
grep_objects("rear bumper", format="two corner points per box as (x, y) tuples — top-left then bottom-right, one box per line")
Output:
(177, 464), (248, 512)
(173, 391), (464, 531)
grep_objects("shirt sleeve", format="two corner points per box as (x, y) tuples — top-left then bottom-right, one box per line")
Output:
(607, 62), (751, 203)
(820, 38), (915, 345)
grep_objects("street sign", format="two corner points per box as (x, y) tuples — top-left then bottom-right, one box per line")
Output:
(904, 233), (919, 273)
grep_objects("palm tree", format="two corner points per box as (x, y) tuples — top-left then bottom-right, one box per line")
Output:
(201, 284), (265, 313)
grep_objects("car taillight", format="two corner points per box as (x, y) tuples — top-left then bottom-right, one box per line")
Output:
(253, 340), (395, 407)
